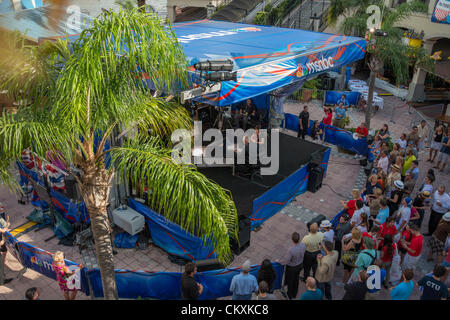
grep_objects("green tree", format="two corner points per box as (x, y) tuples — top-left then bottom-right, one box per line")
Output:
(0, 9), (238, 299)
(328, 0), (433, 128)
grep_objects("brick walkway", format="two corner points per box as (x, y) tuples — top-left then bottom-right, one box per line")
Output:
(1, 85), (449, 300)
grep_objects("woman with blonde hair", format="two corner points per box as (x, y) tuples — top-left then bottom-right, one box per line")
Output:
(387, 164), (402, 195)
(339, 189), (361, 218)
(337, 228), (362, 286)
(52, 251), (82, 300)
(395, 156), (404, 173)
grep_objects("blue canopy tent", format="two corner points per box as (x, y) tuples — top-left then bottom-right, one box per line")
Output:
(170, 20), (367, 107)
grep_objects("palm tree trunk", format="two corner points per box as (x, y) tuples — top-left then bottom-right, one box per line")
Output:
(339, 66), (346, 90)
(81, 164), (117, 300)
(365, 69), (376, 129)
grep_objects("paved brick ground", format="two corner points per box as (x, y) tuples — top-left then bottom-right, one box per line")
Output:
(0, 83), (449, 300)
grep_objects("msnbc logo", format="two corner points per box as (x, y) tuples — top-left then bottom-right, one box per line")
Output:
(296, 56), (335, 77)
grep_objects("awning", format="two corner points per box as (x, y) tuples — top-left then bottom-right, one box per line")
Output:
(172, 20), (367, 106)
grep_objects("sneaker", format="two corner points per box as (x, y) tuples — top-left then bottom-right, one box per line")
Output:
(353, 154), (359, 159)
(1, 278), (13, 285)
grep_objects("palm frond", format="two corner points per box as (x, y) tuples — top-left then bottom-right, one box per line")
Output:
(111, 138), (239, 263)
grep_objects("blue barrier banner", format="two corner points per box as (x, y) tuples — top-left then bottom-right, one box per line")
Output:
(250, 166), (309, 230)
(4, 231), (90, 295)
(284, 115), (368, 156)
(87, 263), (285, 300)
(128, 198), (217, 261)
(322, 124), (368, 156)
(321, 148), (331, 176)
(324, 91), (360, 106)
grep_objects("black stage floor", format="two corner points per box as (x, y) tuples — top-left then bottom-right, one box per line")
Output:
(197, 133), (328, 217)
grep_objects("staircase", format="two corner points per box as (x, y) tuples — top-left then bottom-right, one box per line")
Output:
(281, 0), (330, 31)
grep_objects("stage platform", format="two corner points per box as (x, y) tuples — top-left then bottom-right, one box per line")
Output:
(198, 133), (329, 220)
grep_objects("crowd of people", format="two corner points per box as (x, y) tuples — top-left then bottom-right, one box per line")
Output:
(179, 101), (450, 301)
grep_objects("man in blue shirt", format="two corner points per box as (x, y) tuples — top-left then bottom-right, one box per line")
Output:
(406, 160), (419, 181)
(332, 102), (348, 129)
(230, 260), (258, 300)
(337, 94), (349, 107)
(389, 269), (414, 300)
(299, 277), (323, 300)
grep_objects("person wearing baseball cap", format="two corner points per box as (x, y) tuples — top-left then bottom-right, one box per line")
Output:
(388, 180), (404, 216)
(412, 191), (431, 228)
(426, 212), (450, 265)
(320, 220), (334, 243)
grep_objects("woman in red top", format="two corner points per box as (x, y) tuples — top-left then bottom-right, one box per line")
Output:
(322, 107), (332, 125)
(340, 189), (361, 218)
(379, 234), (397, 288)
(398, 224), (414, 266)
(378, 217), (397, 241)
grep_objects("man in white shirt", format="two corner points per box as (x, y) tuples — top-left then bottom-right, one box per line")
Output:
(351, 200), (365, 227)
(376, 150), (389, 174)
(417, 120), (428, 151)
(394, 198), (412, 234)
(426, 185), (450, 236)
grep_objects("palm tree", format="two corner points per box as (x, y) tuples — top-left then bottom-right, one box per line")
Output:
(0, 9), (238, 299)
(328, 0), (433, 129)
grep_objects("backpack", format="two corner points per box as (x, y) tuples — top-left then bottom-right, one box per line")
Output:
(361, 251), (376, 269)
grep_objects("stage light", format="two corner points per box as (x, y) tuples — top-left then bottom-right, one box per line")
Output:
(193, 59), (234, 72)
(204, 71), (237, 82)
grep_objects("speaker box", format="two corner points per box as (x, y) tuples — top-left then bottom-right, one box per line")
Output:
(306, 214), (327, 231)
(307, 165), (324, 193)
(230, 216), (251, 255)
(196, 258), (226, 272)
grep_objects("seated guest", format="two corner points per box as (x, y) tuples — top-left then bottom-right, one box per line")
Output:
(233, 99), (256, 130)
(377, 124), (390, 143)
(355, 122), (369, 139)
(364, 174), (381, 199)
(311, 120), (323, 141)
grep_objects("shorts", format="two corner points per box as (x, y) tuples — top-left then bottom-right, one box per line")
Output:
(437, 152), (449, 164)
(431, 141), (442, 151)
(428, 235), (445, 255)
